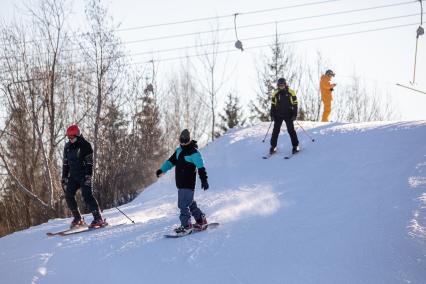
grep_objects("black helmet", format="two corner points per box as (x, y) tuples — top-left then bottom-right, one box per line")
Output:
(179, 129), (190, 144)
(325, 69), (335, 76)
(277, 78), (286, 85)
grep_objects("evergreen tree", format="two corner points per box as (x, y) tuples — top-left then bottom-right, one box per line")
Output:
(217, 93), (246, 136)
(250, 28), (300, 122)
(132, 81), (164, 188)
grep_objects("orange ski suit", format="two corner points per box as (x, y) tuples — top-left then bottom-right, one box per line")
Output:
(320, 74), (334, 122)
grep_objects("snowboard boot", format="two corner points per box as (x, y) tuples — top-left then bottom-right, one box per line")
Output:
(89, 210), (107, 228)
(193, 215), (208, 231)
(174, 223), (192, 234)
(269, 146), (277, 155)
(292, 146), (300, 154)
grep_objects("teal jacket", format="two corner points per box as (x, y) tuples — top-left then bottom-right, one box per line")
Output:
(160, 140), (208, 190)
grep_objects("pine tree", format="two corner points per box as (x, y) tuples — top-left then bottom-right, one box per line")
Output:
(250, 27), (299, 123)
(216, 93), (246, 137)
(133, 81), (164, 187)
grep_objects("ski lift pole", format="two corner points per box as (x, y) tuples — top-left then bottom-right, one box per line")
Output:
(262, 121), (273, 142)
(412, 0), (424, 84)
(296, 121), (315, 142)
(115, 206), (135, 224)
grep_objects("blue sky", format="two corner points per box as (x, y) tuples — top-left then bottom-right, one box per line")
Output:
(1, 0), (425, 120)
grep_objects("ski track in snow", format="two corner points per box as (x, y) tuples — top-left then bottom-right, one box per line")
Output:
(1, 121), (426, 284)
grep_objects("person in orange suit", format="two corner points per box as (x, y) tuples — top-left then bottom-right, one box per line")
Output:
(320, 69), (336, 122)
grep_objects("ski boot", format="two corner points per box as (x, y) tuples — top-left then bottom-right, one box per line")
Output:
(292, 146), (300, 154)
(193, 215), (208, 231)
(70, 210), (86, 228)
(70, 217), (86, 229)
(89, 210), (108, 228)
(89, 218), (108, 228)
(269, 146), (277, 155)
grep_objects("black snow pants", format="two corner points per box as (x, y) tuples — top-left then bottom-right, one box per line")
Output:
(270, 116), (299, 148)
(65, 176), (100, 213)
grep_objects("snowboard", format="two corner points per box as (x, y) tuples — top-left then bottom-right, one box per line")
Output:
(164, 222), (220, 238)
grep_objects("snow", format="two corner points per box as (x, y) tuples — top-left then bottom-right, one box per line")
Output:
(1, 121), (426, 284)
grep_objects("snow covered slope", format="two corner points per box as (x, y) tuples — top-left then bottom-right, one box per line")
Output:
(1, 121), (426, 284)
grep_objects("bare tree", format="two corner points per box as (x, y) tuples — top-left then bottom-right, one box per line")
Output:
(0, 0), (128, 236)
(333, 76), (397, 122)
(162, 59), (210, 151)
(0, 0), (77, 219)
(196, 21), (230, 141)
(298, 51), (329, 121)
(79, 0), (125, 179)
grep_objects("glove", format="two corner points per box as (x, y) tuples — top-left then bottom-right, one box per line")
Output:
(330, 88), (334, 91)
(291, 115), (296, 121)
(84, 175), (92, 186)
(201, 180), (209, 191)
(156, 169), (163, 178)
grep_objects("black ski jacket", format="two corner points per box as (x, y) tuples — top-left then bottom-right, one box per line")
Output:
(270, 87), (298, 119)
(62, 136), (93, 179)
(160, 140), (208, 190)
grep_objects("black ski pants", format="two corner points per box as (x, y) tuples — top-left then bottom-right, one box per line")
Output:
(65, 176), (100, 213)
(270, 116), (299, 148)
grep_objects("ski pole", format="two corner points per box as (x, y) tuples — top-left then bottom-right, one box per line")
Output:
(296, 121), (315, 142)
(262, 121), (273, 142)
(115, 206), (136, 224)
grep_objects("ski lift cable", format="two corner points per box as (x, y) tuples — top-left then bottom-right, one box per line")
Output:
(124, 14), (423, 57)
(116, 0), (341, 32)
(0, 0), (414, 49)
(92, 23), (424, 67)
(1, 11), (421, 62)
(1, 14), (419, 68)
(396, 83), (426, 94)
(0, 22), (418, 75)
(0, 0), (341, 46)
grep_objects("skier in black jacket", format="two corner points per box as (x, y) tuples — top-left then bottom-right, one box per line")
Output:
(270, 78), (300, 155)
(61, 125), (106, 229)
(156, 129), (209, 234)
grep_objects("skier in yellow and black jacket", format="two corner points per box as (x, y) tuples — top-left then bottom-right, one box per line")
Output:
(269, 78), (299, 155)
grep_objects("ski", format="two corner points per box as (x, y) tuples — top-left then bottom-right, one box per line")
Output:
(46, 221), (126, 237)
(164, 222), (220, 238)
(262, 151), (277, 159)
(59, 224), (109, 236)
(284, 149), (301, 159)
(46, 225), (91, 236)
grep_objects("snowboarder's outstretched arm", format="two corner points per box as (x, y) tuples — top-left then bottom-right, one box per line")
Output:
(189, 150), (209, 190)
(156, 151), (177, 177)
(198, 167), (209, 190)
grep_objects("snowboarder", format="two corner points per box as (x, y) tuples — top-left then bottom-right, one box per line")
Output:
(156, 129), (209, 234)
(269, 78), (299, 155)
(61, 125), (106, 229)
(320, 69), (337, 122)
